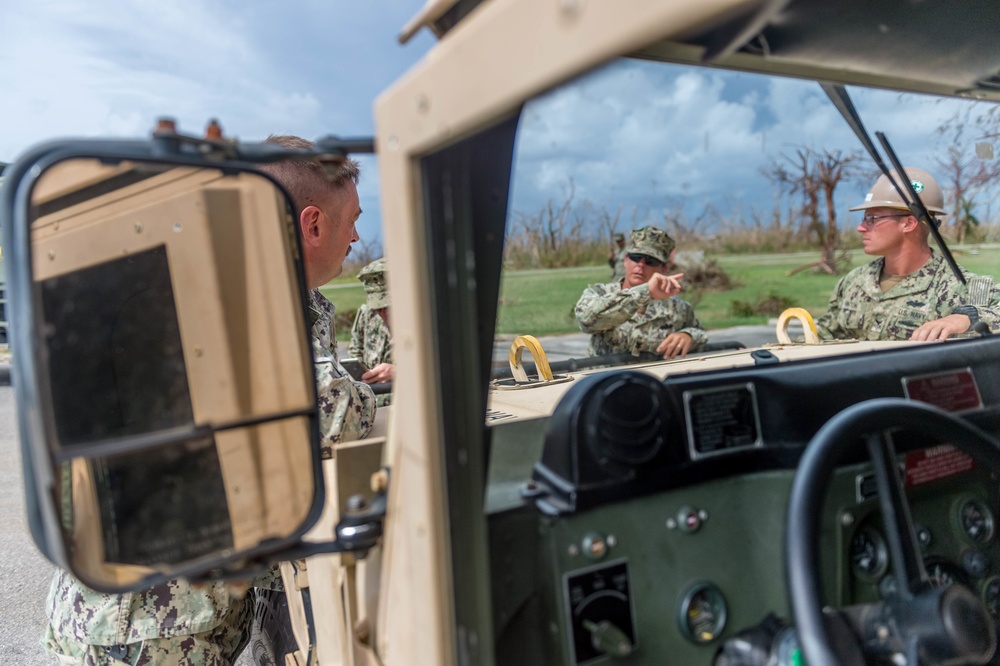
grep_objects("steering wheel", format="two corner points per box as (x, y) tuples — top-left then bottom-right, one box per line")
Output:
(786, 398), (1000, 666)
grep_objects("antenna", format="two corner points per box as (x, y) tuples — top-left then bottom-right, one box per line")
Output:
(820, 84), (965, 285)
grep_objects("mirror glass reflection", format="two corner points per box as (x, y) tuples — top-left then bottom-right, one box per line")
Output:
(29, 158), (317, 588)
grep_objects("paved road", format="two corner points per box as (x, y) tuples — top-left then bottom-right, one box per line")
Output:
(2, 325), (784, 663)
(0, 384), (55, 665)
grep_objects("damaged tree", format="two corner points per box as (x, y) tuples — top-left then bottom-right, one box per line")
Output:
(764, 147), (863, 275)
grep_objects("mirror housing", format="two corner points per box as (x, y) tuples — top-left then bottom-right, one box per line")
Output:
(2, 138), (338, 592)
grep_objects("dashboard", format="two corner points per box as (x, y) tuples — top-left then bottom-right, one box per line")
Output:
(484, 336), (1000, 664)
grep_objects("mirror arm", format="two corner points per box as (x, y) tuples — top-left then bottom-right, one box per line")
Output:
(262, 467), (392, 561)
(184, 472), (392, 585)
(149, 123), (376, 171)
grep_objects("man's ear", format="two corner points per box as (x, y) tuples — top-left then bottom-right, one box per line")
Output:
(299, 206), (323, 247)
(901, 214), (922, 233)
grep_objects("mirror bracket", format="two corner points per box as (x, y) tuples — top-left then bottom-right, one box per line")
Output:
(180, 467), (392, 586)
(331, 469), (390, 559)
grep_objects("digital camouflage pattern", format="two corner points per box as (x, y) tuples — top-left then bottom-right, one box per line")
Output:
(358, 258), (389, 309)
(626, 226), (676, 263)
(815, 252), (1000, 340)
(309, 289), (376, 458)
(44, 569), (251, 663)
(575, 280), (708, 357)
(349, 304), (393, 407)
(349, 305), (392, 369)
(349, 304), (392, 369)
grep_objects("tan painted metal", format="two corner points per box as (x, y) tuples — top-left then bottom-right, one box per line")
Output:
(31, 0), (982, 659)
(776, 307), (821, 345)
(507, 334), (554, 382)
(486, 339), (926, 423)
(32, 161), (315, 588)
(372, 3), (751, 662)
(283, 438), (387, 665)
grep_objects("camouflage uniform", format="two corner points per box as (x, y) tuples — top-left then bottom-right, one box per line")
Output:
(309, 288), (376, 458)
(349, 259), (393, 406)
(349, 305), (392, 369)
(575, 281), (708, 357)
(815, 252), (1000, 341)
(578, 226), (708, 357)
(349, 304), (393, 407)
(43, 571), (252, 665)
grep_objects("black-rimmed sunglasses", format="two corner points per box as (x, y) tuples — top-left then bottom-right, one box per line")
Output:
(627, 253), (665, 268)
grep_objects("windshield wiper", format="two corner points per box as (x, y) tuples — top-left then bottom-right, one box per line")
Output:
(821, 83), (965, 285)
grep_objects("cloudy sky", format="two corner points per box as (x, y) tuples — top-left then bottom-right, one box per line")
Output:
(0, 0), (435, 244)
(2, 1), (994, 245)
(510, 59), (992, 233)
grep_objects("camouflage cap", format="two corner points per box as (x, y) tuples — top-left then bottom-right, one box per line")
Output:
(357, 258), (389, 309)
(625, 226), (675, 264)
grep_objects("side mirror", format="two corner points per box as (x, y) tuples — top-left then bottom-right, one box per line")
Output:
(3, 146), (324, 592)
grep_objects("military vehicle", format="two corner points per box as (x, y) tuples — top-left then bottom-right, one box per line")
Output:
(5, 1), (1000, 665)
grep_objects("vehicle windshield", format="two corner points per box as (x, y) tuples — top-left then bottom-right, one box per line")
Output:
(494, 56), (999, 379)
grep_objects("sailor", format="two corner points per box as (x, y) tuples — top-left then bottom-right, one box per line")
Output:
(576, 226), (707, 359)
(349, 258), (394, 405)
(815, 167), (1000, 341)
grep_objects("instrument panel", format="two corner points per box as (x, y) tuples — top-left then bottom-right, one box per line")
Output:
(487, 337), (1000, 664)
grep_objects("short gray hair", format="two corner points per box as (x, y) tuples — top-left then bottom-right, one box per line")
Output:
(257, 134), (360, 213)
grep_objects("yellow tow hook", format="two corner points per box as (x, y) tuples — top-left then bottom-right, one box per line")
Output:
(509, 334), (554, 383)
(776, 307), (820, 344)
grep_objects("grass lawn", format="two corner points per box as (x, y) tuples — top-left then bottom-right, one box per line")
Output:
(494, 254), (859, 334)
(321, 246), (1000, 338)
(496, 246), (1000, 335)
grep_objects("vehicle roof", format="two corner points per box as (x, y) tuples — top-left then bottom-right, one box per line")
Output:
(403, 0), (1000, 101)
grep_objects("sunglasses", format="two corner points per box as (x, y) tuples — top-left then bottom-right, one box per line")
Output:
(859, 213), (909, 229)
(626, 253), (665, 268)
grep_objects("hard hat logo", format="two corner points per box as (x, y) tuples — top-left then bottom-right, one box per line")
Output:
(849, 166), (946, 216)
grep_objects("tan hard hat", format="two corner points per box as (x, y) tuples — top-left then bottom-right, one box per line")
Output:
(849, 167), (946, 215)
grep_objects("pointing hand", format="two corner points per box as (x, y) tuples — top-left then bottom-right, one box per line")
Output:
(647, 272), (684, 300)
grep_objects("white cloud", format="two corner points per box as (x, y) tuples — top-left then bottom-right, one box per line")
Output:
(2, 5), (993, 243)
(0, 0), (435, 244)
(509, 57), (993, 232)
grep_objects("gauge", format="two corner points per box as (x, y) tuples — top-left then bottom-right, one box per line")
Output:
(961, 549), (990, 580)
(959, 498), (995, 544)
(565, 560), (636, 664)
(982, 576), (1000, 618)
(850, 527), (888, 582)
(677, 581), (727, 644)
(772, 626), (803, 666)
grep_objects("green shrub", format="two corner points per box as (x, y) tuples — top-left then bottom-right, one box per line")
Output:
(729, 291), (798, 318)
